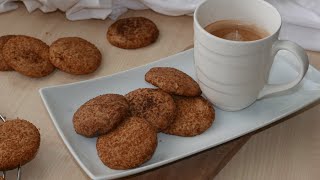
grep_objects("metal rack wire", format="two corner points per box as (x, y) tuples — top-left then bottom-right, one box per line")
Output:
(0, 114), (21, 180)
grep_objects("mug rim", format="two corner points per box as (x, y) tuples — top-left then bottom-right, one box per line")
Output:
(194, 0), (282, 44)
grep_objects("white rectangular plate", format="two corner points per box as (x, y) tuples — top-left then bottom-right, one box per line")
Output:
(40, 49), (320, 180)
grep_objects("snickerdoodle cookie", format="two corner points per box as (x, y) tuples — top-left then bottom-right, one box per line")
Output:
(3, 35), (55, 78)
(73, 94), (129, 137)
(125, 88), (176, 131)
(163, 96), (215, 137)
(0, 119), (40, 171)
(96, 116), (157, 170)
(145, 67), (202, 96)
(107, 17), (159, 49)
(49, 37), (101, 75)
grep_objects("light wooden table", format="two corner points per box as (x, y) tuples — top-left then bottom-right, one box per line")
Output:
(0, 7), (319, 180)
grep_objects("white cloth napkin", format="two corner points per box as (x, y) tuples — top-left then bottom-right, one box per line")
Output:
(0, 0), (112, 20)
(0, 0), (319, 51)
(265, 0), (320, 51)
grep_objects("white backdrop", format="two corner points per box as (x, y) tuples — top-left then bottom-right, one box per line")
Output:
(0, 0), (319, 51)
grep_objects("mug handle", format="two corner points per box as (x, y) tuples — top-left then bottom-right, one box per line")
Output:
(257, 40), (309, 99)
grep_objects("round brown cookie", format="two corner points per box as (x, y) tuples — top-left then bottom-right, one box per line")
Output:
(125, 88), (176, 131)
(97, 116), (157, 170)
(107, 17), (159, 49)
(73, 94), (129, 137)
(163, 96), (215, 137)
(145, 67), (202, 97)
(0, 35), (15, 71)
(3, 35), (55, 78)
(49, 37), (101, 75)
(0, 119), (40, 171)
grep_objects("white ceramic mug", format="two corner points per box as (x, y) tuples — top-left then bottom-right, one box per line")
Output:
(194, 0), (309, 111)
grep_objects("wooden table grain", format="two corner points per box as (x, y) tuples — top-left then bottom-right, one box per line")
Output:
(0, 7), (319, 180)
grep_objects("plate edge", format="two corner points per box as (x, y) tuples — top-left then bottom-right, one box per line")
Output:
(39, 89), (98, 180)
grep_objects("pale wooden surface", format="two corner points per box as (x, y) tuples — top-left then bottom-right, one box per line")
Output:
(0, 6), (319, 180)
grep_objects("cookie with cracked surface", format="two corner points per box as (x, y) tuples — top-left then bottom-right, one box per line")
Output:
(73, 94), (129, 137)
(0, 119), (40, 171)
(96, 116), (157, 170)
(145, 67), (202, 96)
(125, 88), (176, 131)
(3, 35), (55, 78)
(163, 96), (215, 137)
(49, 37), (101, 75)
(107, 17), (159, 49)
(0, 35), (15, 71)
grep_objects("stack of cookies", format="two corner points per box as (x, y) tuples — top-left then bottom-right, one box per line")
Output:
(72, 67), (215, 170)
(0, 35), (101, 78)
(145, 67), (215, 136)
